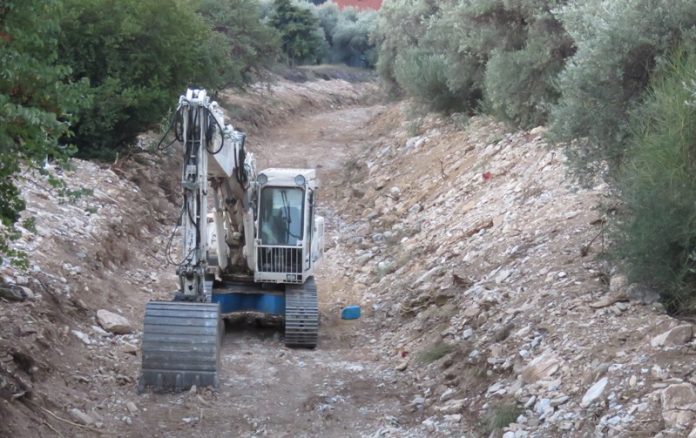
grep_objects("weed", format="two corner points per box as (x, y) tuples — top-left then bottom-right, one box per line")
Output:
(482, 402), (523, 434)
(418, 342), (454, 364)
(21, 217), (37, 233)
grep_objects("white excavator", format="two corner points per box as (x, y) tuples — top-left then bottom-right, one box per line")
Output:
(139, 89), (324, 392)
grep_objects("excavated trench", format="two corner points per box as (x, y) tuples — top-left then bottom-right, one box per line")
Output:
(132, 104), (423, 437)
(1, 80), (435, 437)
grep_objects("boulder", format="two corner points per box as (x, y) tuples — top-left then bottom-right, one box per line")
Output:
(651, 324), (693, 348)
(520, 353), (560, 384)
(627, 283), (661, 305)
(662, 383), (696, 428)
(581, 377), (608, 408)
(69, 408), (95, 426)
(96, 309), (133, 335)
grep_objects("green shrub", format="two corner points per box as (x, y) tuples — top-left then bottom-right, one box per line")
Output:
(59, 0), (231, 160)
(373, 0), (441, 95)
(270, 0), (325, 64)
(0, 0), (85, 263)
(550, 0), (696, 179)
(483, 6), (574, 128)
(197, 0), (281, 84)
(393, 48), (477, 112)
(326, 7), (378, 68)
(375, 0), (571, 117)
(483, 402), (523, 433)
(612, 48), (696, 314)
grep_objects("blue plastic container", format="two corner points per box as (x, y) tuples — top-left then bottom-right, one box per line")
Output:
(341, 305), (361, 320)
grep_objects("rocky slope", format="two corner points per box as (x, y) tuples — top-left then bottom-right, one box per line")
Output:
(326, 104), (696, 437)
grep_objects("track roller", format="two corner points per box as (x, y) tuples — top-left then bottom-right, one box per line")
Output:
(139, 301), (222, 392)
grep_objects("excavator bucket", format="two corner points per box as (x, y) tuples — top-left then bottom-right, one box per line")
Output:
(139, 301), (222, 392)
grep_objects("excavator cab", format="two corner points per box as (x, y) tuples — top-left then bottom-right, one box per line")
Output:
(254, 168), (323, 285)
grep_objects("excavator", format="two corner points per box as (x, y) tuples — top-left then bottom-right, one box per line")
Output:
(139, 89), (323, 392)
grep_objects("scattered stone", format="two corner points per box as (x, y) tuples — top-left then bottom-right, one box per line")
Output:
(126, 401), (138, 415)
(96, 309), (132, 335)
(440, 388), (456, 402)
(609, 274), (628, 294)
(581, 377), (608, 408)
(589, 293), (628, 309)
(651, 324), (693, 348)
(69, 408), (95, 426)
(626, 283), (661, 305)
(435, 399), (465, 414)
(521, 353), (560, 383)
(389, 186), (401, 200)
(120, 343), (138, 356)
(377, 260), (395, 276)
(395, 359), (408, 372)
(661, 383), (696, 428)
(71, 330), (92, 345)
(409, 204), (423, 214)
(0, 285), (29, 302)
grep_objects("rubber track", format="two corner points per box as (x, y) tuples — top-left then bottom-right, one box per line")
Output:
(284, 277), (318, 348)
(139, 301), (222, 392)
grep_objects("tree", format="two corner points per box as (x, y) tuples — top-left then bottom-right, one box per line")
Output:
(197, 0), (280, 85)
(0, 0), (83, 227)
(269, 0), (324, 64)
(58, 0), (233, 159)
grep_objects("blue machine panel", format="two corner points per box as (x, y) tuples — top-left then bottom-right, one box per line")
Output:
(213, 292), (286, 316)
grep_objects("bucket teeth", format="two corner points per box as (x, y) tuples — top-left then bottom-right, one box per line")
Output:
(284, 277), (319, 348)
(139, 301), (222, 392)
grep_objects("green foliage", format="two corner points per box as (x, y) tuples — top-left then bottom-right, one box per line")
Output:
(373, 0), (439, 95)
(483, 5), (574, 128)
(612, 48), (696, 314)
(0, 0), (85, 264)
(375, 0), (572, 117)
(21, 218), (37, 234)
(59, 0), (231, 160)
(197, 0), (280, 84)
(550, 0), (696, 179)
(270, 0), (325, 64)
(318, 4), (378, 67)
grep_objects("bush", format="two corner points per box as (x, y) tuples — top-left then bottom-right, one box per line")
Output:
(483, 5), (574, 128)
(197, 0), (281, 84)
(269, 0), (325, 64)
(550, 0), (696, 179)
(320, 5), (378, 67)
(0, 1), (83, 224)
(393, 48), (477, 112)
(375, 0), (572, 118)
(373, 0), (440, 95)
(612, 48), (696, 314)
(59, 0), (232, 160)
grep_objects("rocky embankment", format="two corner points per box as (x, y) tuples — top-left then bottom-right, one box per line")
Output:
(326, 105), (696, 437)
